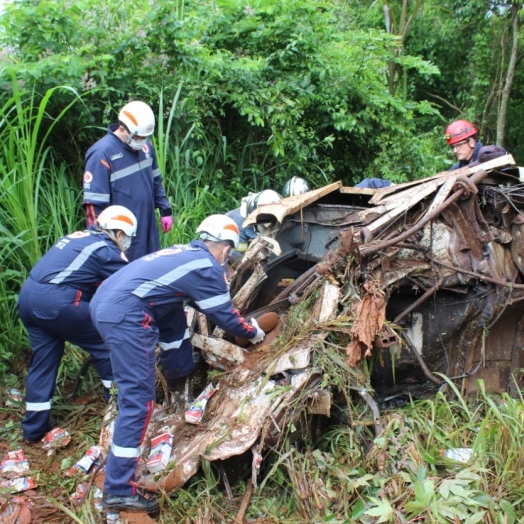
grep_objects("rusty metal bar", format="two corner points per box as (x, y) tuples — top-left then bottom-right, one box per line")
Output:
(432, 260), (524, 289)
(359, 169), (489, 257)
(401, 333), (442, 385)
(393, 278), (444, 324)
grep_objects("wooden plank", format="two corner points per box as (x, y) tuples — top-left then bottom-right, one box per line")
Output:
(339, 186), (375, 195)
(243, 181), (342, 226)
(424, 176), (457, 216)
(370, 154), (516, 204)
(365, 178), (442, 233)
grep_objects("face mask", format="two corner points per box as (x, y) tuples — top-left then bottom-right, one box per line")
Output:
(220, 246), (230, 266)
(119, 235), (132, 252)
(128, 138), (147, 151)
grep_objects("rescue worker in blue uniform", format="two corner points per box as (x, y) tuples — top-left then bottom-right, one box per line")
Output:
(226, 189), (281, 251)
(445, 119), (483, 170)
(90, 214), (266, 514)
(18, 206), (138, 443)
(82, 100), (173, 262)
(355, 178), (392, 189)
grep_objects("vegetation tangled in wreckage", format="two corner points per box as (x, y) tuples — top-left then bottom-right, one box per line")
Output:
(1, 0), (524, 520)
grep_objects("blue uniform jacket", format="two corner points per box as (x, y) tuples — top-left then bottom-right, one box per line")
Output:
(94, 240), (256, 339)
(450, 141), (483, 171)
(355, 178), (392, 189)
(82, 124), (171, 261)
(28, 230), (128, 296)
(226, 208), (257, 244)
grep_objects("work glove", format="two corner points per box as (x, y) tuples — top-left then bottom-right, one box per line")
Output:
(161, 216), (174, 233)
(249, 318), (265, 345)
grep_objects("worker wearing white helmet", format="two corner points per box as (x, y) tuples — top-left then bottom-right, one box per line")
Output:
(90, 214), (265, 514)
(282, 176), (310, 197)
(18, 205), (137, 443)
(82, 100), (174, 262)
(226, 189), (282, 251)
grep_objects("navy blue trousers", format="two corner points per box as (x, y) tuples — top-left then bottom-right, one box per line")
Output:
(90, 297), (194, 496)
(18, 280), (112, 441)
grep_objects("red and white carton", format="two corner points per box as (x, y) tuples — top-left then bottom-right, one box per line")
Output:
(185, 383), (218, 425)
(0, 450), (30, 478)
(145, 433), (173, 473)
(42, 427), (71, 454)
(0, 476), (37, 493)
(65, 445), (102, 477)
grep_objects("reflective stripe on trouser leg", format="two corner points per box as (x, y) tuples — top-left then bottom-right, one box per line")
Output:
(158, 308), (195, 380)
(92, 301), (157, 496)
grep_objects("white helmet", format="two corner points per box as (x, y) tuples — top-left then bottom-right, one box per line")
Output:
(246, 189), (282, 215)
(197, 214), (240, 249)
(118, 101), (155, 137)
(282, 177), (310, 197)
(97, 205), (138, 237)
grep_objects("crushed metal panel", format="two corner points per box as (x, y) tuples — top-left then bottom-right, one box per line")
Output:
(243, 181), (342, 227)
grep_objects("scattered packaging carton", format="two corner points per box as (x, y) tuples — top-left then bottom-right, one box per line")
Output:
(0, 476), (37, 492)
(146, 433), (173, 473)
(0, 450), (30, 478)
(185, 383), (218, 425)
(42, 428), (71, 454)
(65, 445), (102, 477)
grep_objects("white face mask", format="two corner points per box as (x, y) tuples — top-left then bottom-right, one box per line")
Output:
(119, 235), (132, 252)
(128, 138), (147, 151)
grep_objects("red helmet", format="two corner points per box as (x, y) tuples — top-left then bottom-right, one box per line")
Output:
(444, 120), (478, 145)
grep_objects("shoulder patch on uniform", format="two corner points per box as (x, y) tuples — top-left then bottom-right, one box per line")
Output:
(110, 153), (124, 161)
(84, 171), (93, 184)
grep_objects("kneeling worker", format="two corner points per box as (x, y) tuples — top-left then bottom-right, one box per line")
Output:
(90, 214), (265, 514)
(18, 205), (137, 443)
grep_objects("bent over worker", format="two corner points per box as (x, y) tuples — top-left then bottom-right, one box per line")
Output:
(90, 214), (265, 514)
(82, 100), (173, 261)
(18, 206), (137, 443)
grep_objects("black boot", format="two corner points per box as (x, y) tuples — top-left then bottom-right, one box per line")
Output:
(102, 492), (159, 514)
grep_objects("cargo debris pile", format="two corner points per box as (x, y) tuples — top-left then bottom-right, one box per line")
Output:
(94, 153), (524, 499)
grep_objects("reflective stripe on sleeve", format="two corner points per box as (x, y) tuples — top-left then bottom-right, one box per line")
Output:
(111, 442), (140, 458)
(195, 292), (230, 310)
(84, 192), (110, 202)
(26, 401), (51, 411)
(132, 259), (213, 298)
(152, 168), (161, 178)
(159, 329), (190, 351)
(50, 241), (108, 284)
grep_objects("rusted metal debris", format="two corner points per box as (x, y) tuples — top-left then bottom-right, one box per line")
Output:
(97, 154), (524, 496)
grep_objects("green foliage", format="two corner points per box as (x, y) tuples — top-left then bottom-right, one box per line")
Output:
(0, 0), (442, 187)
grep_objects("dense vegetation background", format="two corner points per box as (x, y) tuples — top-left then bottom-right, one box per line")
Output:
(1, 0), (524, 521)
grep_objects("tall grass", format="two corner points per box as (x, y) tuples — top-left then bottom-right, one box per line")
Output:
(0, 75), (83, 373)
(154, 85), (255, 247)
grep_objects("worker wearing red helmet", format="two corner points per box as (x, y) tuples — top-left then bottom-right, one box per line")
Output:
(445, 119), (483, 170)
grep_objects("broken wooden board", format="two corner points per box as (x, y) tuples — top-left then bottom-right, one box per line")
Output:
(243, 181), (342, 227)
(369, 153), (516, 204)
(192, 333), (246, 366)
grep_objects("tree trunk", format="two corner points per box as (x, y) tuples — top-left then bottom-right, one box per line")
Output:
(496, 1), (521, 147)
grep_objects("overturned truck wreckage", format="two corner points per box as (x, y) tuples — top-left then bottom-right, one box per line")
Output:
(98, 153), (524, 497)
